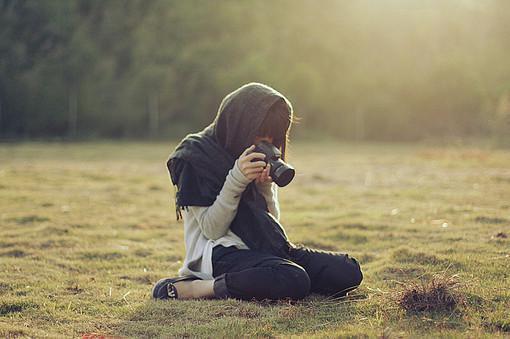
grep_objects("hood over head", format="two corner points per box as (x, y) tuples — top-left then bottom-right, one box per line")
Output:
(167, 82), (293, 217)
(212, 82), (292, 159)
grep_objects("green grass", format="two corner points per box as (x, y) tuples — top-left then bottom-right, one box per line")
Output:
(0, 141), (509, 338)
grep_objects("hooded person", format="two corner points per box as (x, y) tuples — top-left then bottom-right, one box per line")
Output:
(167, 82), (296, 259)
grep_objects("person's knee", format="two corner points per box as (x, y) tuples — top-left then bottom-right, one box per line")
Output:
(329, 255), (363, 294)
(349, 257), (363, 287)
(276, 263), (311, 300)
(343, 256), (363, 291)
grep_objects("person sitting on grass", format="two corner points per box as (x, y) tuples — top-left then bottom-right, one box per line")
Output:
(153, 82), (363, 301)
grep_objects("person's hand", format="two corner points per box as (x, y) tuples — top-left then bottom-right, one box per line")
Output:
(238, 145), (266, 181)
(255, 163), (272, 184)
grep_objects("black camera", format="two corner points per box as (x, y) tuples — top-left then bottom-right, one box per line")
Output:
(252, 140), (295, 187)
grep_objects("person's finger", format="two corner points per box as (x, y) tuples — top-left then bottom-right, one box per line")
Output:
(239, 145), (255, 158)
(243, 152), (266, 162)
(245, 165), (264, 173)
(246, 174), (260, 181)
(244, 161), (266, 169)
(245, 167), (264, 175)
(240, 145), (255, 158)
(263, 166), (273, 181)
(265, 171), (271, 180)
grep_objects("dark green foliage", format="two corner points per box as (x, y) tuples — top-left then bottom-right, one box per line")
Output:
(1, 0), (510, 140)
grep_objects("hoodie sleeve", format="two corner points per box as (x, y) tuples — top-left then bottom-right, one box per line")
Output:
(255, 181), (280, 222)
(187, 158), (252, 240)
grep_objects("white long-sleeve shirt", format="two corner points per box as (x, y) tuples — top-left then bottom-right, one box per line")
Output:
(177, 159), (280, 280)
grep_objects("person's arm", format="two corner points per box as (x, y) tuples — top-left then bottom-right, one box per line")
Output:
(255, 181), (280, 222)
(187, 159), (252, 240)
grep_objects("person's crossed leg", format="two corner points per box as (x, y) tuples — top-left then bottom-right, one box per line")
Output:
(211, 244), (363, 300)
(288, 244), (363, 297)
(212, 245), (311, 300)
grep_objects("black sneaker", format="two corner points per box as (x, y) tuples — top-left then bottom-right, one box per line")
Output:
(152, 275), (200, 300)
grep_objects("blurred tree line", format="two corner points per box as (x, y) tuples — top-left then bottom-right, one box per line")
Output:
(1, 0), (509, 142)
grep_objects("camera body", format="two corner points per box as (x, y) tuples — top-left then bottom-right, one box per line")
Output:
(252, 140), (295, 187)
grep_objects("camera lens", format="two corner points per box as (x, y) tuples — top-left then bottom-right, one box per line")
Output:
(272, 162), (295, 187)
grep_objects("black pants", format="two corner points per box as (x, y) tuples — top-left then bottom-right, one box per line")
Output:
(211, 244), (363, 301)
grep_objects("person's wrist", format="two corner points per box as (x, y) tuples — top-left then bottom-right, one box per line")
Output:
(233, 159), (252, 185)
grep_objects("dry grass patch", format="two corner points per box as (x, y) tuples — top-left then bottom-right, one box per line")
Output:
(396, 271), (466, 314)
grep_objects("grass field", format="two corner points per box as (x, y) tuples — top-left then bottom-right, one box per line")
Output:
(0, 141), (509, 338)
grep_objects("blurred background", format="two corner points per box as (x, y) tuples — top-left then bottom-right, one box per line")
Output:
(1, 0), (509, 143)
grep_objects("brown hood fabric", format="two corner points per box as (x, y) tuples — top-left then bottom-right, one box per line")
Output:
(167, 82), (295, 258)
